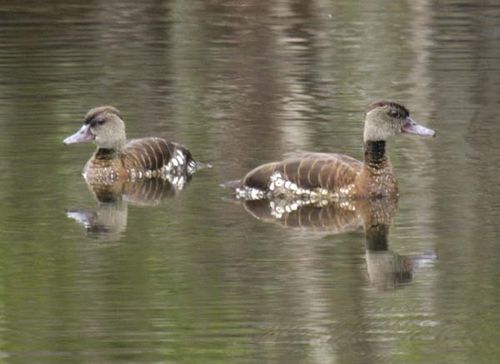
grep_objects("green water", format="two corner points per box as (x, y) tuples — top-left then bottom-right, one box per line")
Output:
(0, 1), (499, 363)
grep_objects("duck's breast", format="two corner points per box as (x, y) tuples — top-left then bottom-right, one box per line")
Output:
(84, 150), (124, 182)
(357, 164), (398, 198)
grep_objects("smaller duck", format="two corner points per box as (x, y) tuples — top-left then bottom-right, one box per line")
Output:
(64, 106), (201, 184)
(226, 101), (435, 200)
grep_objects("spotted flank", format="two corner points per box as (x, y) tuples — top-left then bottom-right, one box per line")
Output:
(125, 147), (196, 185)
(162, 149), (190, 174)
(236, 171), (342, 203)
(235, 171), (358, 220)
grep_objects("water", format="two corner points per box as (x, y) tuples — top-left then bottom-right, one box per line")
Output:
(0, 0), (500, 363)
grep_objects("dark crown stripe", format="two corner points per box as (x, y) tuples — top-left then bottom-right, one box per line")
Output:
(366, 100), (409, 117)
(84, 106), (121, 125)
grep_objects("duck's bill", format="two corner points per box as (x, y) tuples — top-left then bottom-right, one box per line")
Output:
(63, 124), (94, 144)
(401, 117), (436, 137)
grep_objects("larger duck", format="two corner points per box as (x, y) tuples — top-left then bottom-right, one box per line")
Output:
(228, 101), (435, 200)
(64, 106), (201, 184)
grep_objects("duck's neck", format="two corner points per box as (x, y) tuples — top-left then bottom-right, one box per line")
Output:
(364, 140), (387, 169)
(95, 148), (119, 160)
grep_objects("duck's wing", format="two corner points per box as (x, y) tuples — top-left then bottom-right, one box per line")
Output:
(242, 153), (363, 191)
(122, 137), (195, 174)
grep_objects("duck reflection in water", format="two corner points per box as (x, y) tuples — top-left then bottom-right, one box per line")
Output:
(66, 174), (189, 241)
(239, 197), (435, 290)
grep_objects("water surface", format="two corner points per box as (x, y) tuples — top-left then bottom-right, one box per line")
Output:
(0, 1), (499, 363)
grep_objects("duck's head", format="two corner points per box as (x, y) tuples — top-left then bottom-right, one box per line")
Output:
(63, 106), (126, 150)
(363, 101), (435, 143)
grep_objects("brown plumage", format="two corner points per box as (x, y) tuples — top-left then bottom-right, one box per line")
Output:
(243, 153), (361, 195)
(64, 106), (199, 183)
(229, 101), (435, 199)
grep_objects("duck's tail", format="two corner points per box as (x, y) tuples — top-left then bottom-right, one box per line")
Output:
(188, 159), (213, 174)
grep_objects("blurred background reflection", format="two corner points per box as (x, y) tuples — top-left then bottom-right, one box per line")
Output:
(0, 0), (499, 363)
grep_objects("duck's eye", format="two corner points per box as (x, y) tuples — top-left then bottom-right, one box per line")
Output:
(388, 110), (400, 118)
(96, 119), (106, 125)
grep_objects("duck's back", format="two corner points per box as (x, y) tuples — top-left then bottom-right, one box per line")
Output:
(242, 153), (363, 195)
(122, 137), (196, 177)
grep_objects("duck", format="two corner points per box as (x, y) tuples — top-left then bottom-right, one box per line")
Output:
(227, 100), (435, 200)
(64, 106), (201, 184)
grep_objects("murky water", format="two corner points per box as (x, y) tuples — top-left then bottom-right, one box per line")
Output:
(1, 0), (499, 363)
